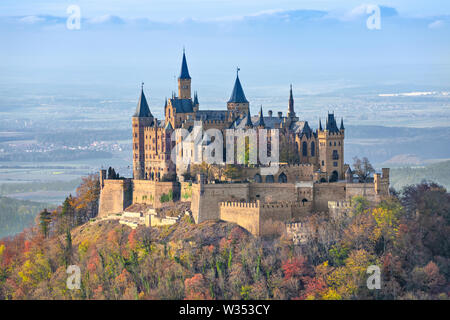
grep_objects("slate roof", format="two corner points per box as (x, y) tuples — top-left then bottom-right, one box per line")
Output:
(326, 113), (340, 133)
(179, 51), (191, 79)
(195, 110), (229, 121)
(133, 88), (152, 118)
(170, 98), (194, 113)
(228, 74), (248, 103)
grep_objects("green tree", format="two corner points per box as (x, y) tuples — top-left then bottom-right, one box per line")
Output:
(39, 209), (52, 238)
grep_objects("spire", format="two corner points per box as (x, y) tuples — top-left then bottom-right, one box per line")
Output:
(193, 91), (199, 105)
(288, 84), (295, 117)
(255, 105), (265, 127)
(179, 49), (191, 79)
(164, 97), (167, 108)
(340, 117), (345, 130)
(133, 83), (152, 118)
(319, 118), (323, 131)
(245, 106), (253, 127)
(228, 68), (249, 103)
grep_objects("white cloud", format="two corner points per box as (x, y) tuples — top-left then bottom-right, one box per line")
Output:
(428, 20), (444, 29)
(19, 15), (45, 24)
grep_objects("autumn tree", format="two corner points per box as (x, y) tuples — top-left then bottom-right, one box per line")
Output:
(352, 157), (375, 182)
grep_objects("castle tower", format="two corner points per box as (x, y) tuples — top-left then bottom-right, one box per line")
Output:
(178, 49), (191, 99)
(287, 84), (296, 118)
(193, 91), (199, 112)
(227, 68), (249, 115)
(132, 83), (154, 180)
(317, 113), (345, 182)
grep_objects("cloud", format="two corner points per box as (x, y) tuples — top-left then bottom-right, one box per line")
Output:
(19, 15), (46, 24)
(428, 20), (445, 29)
(341, 4), (398, 21)
(87, 15), (125, 25)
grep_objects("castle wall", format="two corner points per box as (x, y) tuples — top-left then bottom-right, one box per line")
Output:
(98, 179), (132, 217)
(220, 201), (260, 236)
(248, 183), (297, 202)
(312, 182), (347, 211)
(133, 180), (180, 207)
(191, 183), (249, 223)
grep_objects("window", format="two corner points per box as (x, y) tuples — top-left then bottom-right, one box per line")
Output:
(332, 150), (339, 160)
(302, 141), (308, 157)
(311, 141), (315, 157)
(333, 161), (338, 167)
(334, 141), (336, 146)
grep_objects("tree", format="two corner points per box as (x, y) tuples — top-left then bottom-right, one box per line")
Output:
(39, 209), (51, 238)
(352, 157), (375, 182)
(223, 164), (243, 181)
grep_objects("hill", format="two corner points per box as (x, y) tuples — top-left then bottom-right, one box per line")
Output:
(390, 160), (450, 191)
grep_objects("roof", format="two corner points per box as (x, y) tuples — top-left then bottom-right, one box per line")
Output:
(179, 51), (191, 79)
(133, 88), (152, 118)
(195, 110), (229, 121)
(170, 98), (194, 113)
(326, 113), (340, 133)
(228, 73), (248, 104)
(255, 106), (265, 127)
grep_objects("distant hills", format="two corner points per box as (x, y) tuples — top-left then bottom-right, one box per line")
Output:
(0, 196), (52, 239)
(390, 160), (450, 191)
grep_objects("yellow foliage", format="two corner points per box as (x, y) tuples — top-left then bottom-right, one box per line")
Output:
(0, 244), (5, 257)
(322, 288), (342, 300)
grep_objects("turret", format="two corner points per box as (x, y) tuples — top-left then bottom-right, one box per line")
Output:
(227, 67), (249, 115)
(132, 83), (154, 180)
(178, 49), (191, 99)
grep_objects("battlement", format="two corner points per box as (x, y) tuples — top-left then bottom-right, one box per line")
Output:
(328, 200), (351, 209)
(220, 200), (260, 209)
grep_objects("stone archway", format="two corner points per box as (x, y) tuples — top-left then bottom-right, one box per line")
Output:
(265, 175), (274, 183)
(254, 173), (262, 183)
(330, 170), (339, 182)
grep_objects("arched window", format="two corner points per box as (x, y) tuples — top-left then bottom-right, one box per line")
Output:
(278, 172), (287, 183)
(254, 174), (262, 183)
(332, 150), (339, 160)
(302, 141), (308, 157)
(265, 175), (274, 183)
(311, 141), (315, 157)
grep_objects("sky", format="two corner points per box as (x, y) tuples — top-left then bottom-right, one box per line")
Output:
(0, 1), (449, 108)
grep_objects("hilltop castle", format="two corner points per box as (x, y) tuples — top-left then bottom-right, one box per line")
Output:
(98, 52), (390, 236)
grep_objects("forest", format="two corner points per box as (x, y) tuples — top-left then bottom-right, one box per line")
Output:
(0, 176), (448, 300)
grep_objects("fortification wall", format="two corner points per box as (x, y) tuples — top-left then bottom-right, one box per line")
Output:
(98, 179), (132, 217)
(180, 182), (193, 202)
(220, 201), (260, 236)
(133, 180), (180, 208)
(191, 183), (249, 223)
(312, 182), (346, 211)
(248, 183), (297, 202)
(345, 183), (377, 202)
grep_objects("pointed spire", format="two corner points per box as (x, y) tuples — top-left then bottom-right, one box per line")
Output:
(164, 97), (167, 108)
(255, 105), (265, 127)
(133, 83), (152, 118)
(179, 50), (191, 79)
(228, 68), (249, 103)
(288, 84), (295, 117)
(245, 107), (253, 127)
(319, 118), (323, 131)
(193, 91), (199, 105)
(340, 117), (345, 130)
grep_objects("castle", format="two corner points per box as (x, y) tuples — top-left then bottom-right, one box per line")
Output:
(98, 51), (390, 236)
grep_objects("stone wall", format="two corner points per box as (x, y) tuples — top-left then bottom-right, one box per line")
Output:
(191, 183), (250, 223)
(98, 179), (132, 217)
(132, 180), (180, 208)
(219, 201), (261, 236)
(312, 182), (347, 211)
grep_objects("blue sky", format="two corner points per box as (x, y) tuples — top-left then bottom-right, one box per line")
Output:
(0, 1), (449, 106)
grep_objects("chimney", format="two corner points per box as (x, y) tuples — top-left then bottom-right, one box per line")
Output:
(278, 111), (282, 118)
(268, 110), (273, 117)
